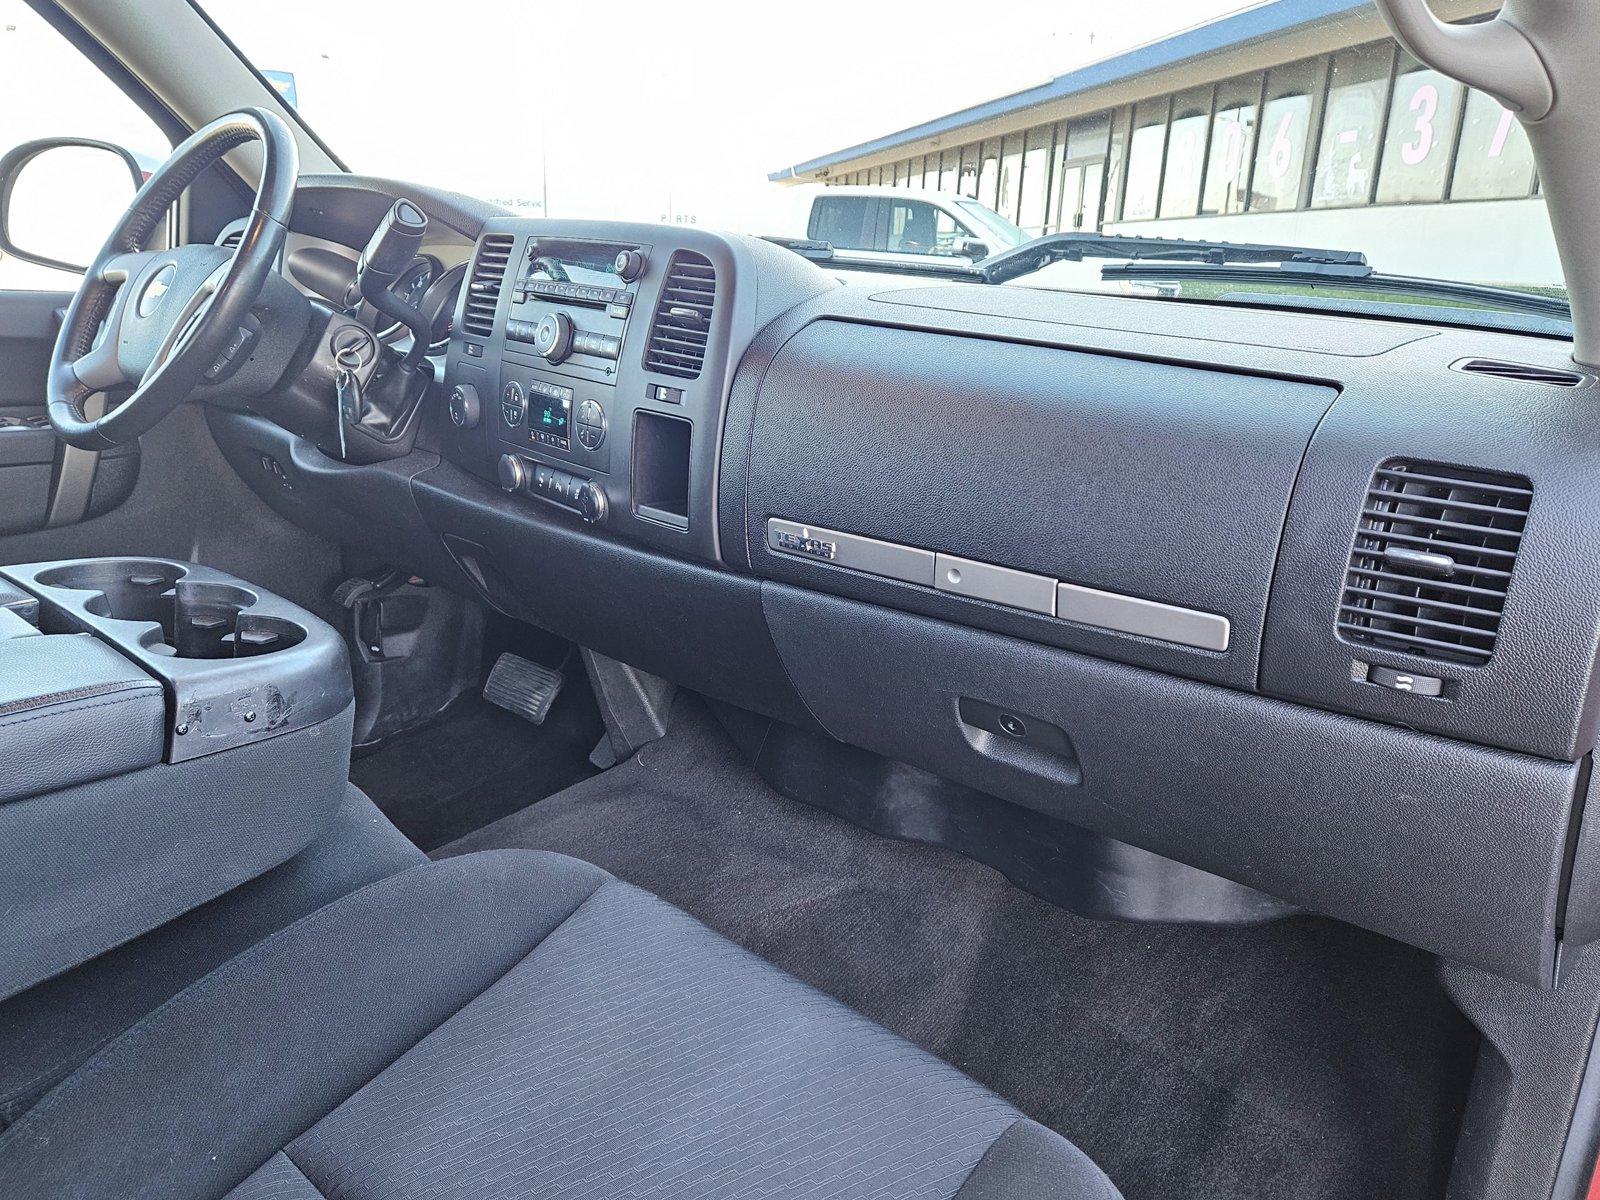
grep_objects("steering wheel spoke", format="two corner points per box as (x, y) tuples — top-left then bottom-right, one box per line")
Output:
(70, 336), (126, 393)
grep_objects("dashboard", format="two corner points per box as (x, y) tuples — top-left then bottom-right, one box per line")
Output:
(211, 176), (1600, 994)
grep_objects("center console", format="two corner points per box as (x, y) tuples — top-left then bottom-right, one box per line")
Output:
(434, 220), (830, 564)
(0, 557), (353, 1001)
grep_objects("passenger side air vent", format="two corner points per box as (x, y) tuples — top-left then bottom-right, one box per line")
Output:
(1339, 459), (1531, 666)
(461, 233), (514, 338)
(216, 222), (245, 251)
(1453, 357), (1588, 387)
(645, 251), (716, 379)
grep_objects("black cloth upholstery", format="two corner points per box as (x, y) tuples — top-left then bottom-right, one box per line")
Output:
(0, 785), (423, 1128)
(0, 850), (1120, 1200)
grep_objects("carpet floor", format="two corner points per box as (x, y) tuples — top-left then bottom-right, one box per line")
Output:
(431, 696), (1476, 1200)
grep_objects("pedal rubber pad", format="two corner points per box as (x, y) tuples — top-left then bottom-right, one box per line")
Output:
(483, 653), (564, 725)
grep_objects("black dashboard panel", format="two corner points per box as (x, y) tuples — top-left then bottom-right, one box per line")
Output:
(739, 316), (1336, 689)
(215, 178), (1600, 985)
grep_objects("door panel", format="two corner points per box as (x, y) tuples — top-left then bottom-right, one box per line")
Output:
(0, 288), (138, 533)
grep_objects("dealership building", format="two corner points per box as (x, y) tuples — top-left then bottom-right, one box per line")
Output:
(769, 0), (1558, 286)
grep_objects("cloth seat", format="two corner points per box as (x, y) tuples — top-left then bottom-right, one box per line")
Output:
(0, 849), (1120, 1199)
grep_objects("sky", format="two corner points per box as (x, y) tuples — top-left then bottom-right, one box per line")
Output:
(0, 0), (1259, 255)
(187, 0), (1262, 233)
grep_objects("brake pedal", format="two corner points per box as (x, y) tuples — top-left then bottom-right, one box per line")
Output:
(483, 653), (564, 725)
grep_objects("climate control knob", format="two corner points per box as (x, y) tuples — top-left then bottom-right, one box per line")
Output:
(577, 480), (608, 525)
(497, 453), (528, 493)
(532, 312), (574, 363)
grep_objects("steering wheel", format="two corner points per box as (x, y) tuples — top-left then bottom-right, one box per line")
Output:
(47, 108), (297, 450)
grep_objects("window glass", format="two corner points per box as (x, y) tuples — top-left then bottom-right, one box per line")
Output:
(810, 195), (875, 248)
(1376, 55), (1464, 203)
(1018, 126), (1052, 235)
(1200, 76), (1259, 214)
(0, 2), (167, 290)
(1122, 99), (1169, 221)
(998, 133), (1024, 222)
(1451, 90), (1536, 200)
(978, 141), (1000, 208)
(1250, 58), (1321, 212)
(921, 155), (935, 189)
(958, 143), (980, 198)
(1103, 107), (1130, 221)
(886, 199), (941, 252)
(1310, 44), (1392, 208)
(1159, 87), (1211, 219)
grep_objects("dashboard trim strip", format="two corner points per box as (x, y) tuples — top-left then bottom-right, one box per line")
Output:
(767, 517), (1229, 650)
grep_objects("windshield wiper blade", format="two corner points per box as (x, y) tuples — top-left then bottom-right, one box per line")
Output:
(1101, 261), (1571, 320)
(761, 235), (983, 280)
(976, 231), (1368, 285)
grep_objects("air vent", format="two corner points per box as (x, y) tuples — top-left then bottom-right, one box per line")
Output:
(1338, 459), (1531, 666)
(461, 233), (514, 338)
(216, 223), (245, 251)
(645, 251), (716, 379)
(1453, 357), (1588, 387)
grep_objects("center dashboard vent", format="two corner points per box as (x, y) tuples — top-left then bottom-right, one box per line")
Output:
(1338, 459), (1531, 666)
(645, 251), (716, 379)
(461, 233), (514, 337)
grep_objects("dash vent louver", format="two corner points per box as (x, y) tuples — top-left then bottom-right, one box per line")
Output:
(645, 251), (716, 379)
(461, 234), (515, 338)
(1454, 358), (1588, 388)
(1338, 459), (1531, 666)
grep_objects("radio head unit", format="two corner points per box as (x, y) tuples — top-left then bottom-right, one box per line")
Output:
(504, 237), (645, 380)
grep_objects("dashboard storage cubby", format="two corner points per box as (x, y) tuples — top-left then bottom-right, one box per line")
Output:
(0, 557), (354, 1001)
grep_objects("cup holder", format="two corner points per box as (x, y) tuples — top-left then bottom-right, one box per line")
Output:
(159, 581), (306, 660)
(35, 560), (187, 625)
(33, 562), (306, 660)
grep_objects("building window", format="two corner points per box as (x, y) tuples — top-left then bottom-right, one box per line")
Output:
(1451, 90), (1536, 200)
(1159, 86), (1213, 219)
(1019, 125), (1053, 235)
(940, 150), (958, 194)
(1375, 54), (1465, 203)
(1201, 75), (1261, 214)
(998, 134), (1025, 222)
(1104, 107), (1131, 221)
(959, 143), (980, 198)
(978, 141), (1001, 208)
(1250, 58), (1321, 212)
(1122, 98), (1170, 221)
(1311, 44), (1394, 208)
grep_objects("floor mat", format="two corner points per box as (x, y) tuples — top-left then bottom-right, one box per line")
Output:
(352, 676), (603, 852)
(438, 697), (1475, 1200)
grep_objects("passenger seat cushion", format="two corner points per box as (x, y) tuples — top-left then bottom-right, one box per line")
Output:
(283, 880), (1025, 1199)
(0, 850), (1120, 1200)
(0, 850), (609, 1200)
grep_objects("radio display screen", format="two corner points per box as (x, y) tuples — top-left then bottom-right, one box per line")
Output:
(526, 239), (627, 287)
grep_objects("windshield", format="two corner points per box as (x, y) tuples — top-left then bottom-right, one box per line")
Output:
(954, 201), (1029, 250)
(200, 0), (1564, 333)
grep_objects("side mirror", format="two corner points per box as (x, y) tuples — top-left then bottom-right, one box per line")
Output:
(955, 238), (991, 261)
(0, 138), (146, 274)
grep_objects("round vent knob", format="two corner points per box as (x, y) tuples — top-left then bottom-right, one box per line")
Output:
(577, 480), (608, 524)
